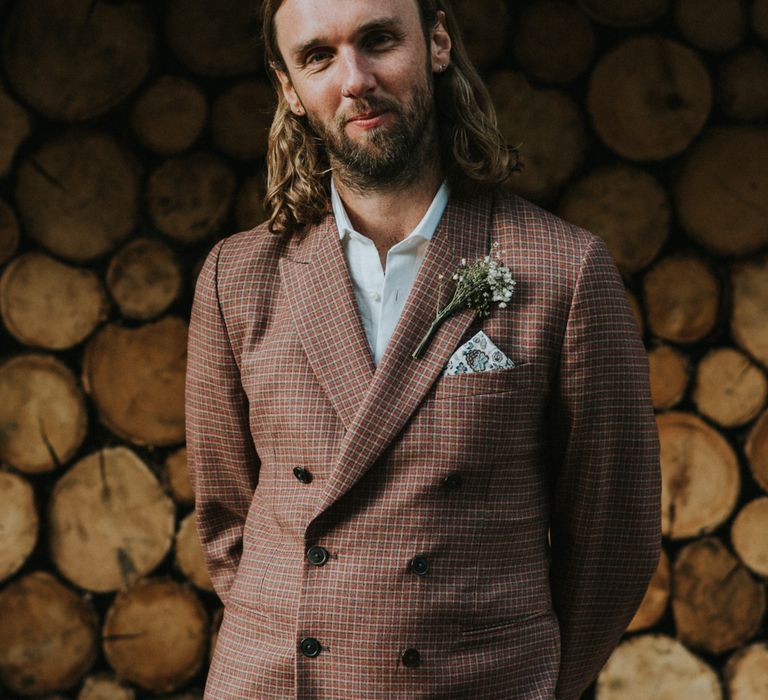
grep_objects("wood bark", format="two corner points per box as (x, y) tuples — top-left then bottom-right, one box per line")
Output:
(48, 446), (176, 593)
(81, 317), (188, 446)
(0, 251), (110, 349)
(558, 164), (669, 275)
(587, 36), (712, 161)
(2, 0), (154, 121)
(672, 537), (765, 654)
(0, 571), (99, 695)
(643, 253), (719, 343)
(0, 470), (38, 582)
(676, 127), (768, 256)
(0, 353), (88, 473)
(657, 411), (740, 539)
(102, 577), (208, 693)
(15, 130), (141, 262)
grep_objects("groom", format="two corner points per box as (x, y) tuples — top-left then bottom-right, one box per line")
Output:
(185, 0), (662, 698)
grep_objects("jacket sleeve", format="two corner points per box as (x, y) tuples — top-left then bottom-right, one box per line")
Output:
(547, 234), (662, 700)
(185, 238), (260, 606)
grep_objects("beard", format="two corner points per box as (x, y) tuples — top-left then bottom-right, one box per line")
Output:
(304, 79), (437, 191)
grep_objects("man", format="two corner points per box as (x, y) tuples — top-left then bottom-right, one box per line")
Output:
(184, 0), (662, 698)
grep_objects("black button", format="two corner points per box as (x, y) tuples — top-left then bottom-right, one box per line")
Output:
(306, 545), (329, 566)
(442, 472), (463, 490)
(293, 466), (312, 483)
(300, 637), (321, 657)
(401, 648), (420, 667)
(409, 555), (429, 576)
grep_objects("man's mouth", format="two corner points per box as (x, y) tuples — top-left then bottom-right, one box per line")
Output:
(346, 110), (392, 129)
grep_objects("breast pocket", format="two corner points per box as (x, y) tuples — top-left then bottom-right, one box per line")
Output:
(433, 361), (536, 399)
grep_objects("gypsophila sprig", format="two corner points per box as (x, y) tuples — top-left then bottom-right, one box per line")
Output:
(412, 241), (516, 359)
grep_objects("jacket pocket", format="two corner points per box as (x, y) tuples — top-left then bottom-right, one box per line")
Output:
(433, 361), (535, 399)
(460, 606), (556, 639)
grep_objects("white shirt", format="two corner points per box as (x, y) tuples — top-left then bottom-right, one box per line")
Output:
(331, 179), (450, 366)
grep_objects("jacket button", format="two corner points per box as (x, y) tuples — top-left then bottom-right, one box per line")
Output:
(441, 472), (463, 490)
(401, 648), (421, 667)
(300, 637), (321, 657)
(409, 555), (429, 576)
(306, 545), (329, 566)
(293, 466), (312, 483)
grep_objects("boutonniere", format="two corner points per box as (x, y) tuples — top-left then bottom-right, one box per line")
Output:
(412, 240), (516, 359)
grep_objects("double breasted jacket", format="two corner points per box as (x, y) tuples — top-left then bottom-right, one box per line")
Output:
(184, 186), (662, 699)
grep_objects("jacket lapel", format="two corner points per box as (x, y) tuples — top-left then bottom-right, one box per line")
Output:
(279, 213), (377, 430)
(305, 190), (493, 524)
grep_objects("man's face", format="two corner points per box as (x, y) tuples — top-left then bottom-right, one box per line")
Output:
(273, 0), (450, 188)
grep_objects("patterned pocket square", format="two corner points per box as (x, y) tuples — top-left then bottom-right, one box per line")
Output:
(443, 330), (516, 376)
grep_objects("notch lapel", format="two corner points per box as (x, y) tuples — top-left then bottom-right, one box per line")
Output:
(309, 190), (493, 524)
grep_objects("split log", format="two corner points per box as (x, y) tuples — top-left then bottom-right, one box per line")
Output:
(731, 497), (768, 577)
(692, 347), (767, 428)
(745, 409), (768, 493)
(165, 447), (194, 505)
(656, 411), (740, 539)
(643, 253), (719, 343)
(513, 1), (594, 84)
(102, 578), (208, 693)
(165, 0), (263, 77)
(596, 634), (722, 700)
(0, 470), (38, 582)
(235, 172), (268, 231)
(558, 164), (669, 275)
(450, 0), (509, 70)
(732, 255), (768, 367)
(15, 129), (141, 262)
(105, 238), (182, 320)
(717, 47), (768, 122)
(675, 0), (747, 53)
(577, 0), (670, 27)
(175, 511), (213, 592)
(0, 82), (30, 175)
(131, 75), (208, 155)
(78, 673), (136, 700)
(211, 80), (275, 160)
(1, 0), (154, 121)
(647, 344), (689, 409)
(675, 127), (768, 256)
(0, 251), (110, 349)
(587, 36), (712, 161)
(627, 547), (670, 632)
(672, 537), (765, 655)
(147, 151), (236, 243)
(0, 571), (99, 695)
(755, 0), (768, 39)
(81, 317), (188, 446)
(0, 197), (19, 267)
(0, 353), (88, 473)
(48, 446), (176, 593)
(488, 70), (586, 200)
(724, 642), (768, 700)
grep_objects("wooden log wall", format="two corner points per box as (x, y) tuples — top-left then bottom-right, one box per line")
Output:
(0, 0), (766, 697)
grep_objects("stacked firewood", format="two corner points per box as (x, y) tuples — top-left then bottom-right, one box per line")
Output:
(0, 0), (766, 697)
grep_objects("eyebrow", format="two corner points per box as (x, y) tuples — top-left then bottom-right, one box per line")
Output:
(289, 17), (405, 64)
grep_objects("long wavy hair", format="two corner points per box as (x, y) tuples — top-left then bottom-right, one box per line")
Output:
(261, 0), (520, 236)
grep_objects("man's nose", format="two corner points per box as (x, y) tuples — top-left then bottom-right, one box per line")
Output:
(338, 49), (376, 98)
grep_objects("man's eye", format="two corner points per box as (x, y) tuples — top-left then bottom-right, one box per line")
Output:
(366, 33), (395, 48)
(306, 51), (331, 64)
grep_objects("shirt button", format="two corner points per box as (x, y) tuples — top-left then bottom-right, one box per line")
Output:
(300, 637), (321, 657)
(369, 290), (381, 301)
(401, 648), (421, 667)
(293, 466), (312, 483)
(409, 554), (430, 576)
(441, 472), (463, 490)
(306, 545), (329, 566)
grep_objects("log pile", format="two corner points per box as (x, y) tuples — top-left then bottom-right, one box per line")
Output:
(0, 0), (766, 697)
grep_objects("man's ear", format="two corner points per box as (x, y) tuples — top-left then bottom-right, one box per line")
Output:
(430, 10), (452, 73)
(275, 68), (305, 116)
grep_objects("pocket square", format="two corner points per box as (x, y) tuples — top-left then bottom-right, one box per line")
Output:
(443, 330), (516, 376)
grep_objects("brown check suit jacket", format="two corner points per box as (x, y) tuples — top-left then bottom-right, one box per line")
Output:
(185, 186), (662, 699)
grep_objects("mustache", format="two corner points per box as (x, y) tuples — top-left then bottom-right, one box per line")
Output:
(340, 96), (401, 122)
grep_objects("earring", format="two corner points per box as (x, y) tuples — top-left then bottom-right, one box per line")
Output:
(437, 63), (448, 73)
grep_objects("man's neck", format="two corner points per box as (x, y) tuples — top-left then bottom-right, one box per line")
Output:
(331, 163), (444, 245)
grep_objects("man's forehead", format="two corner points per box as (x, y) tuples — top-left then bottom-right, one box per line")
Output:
(274, 0), (422, 52)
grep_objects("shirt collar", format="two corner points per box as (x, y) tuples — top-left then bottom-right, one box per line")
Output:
(331, 178), (450, 244)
